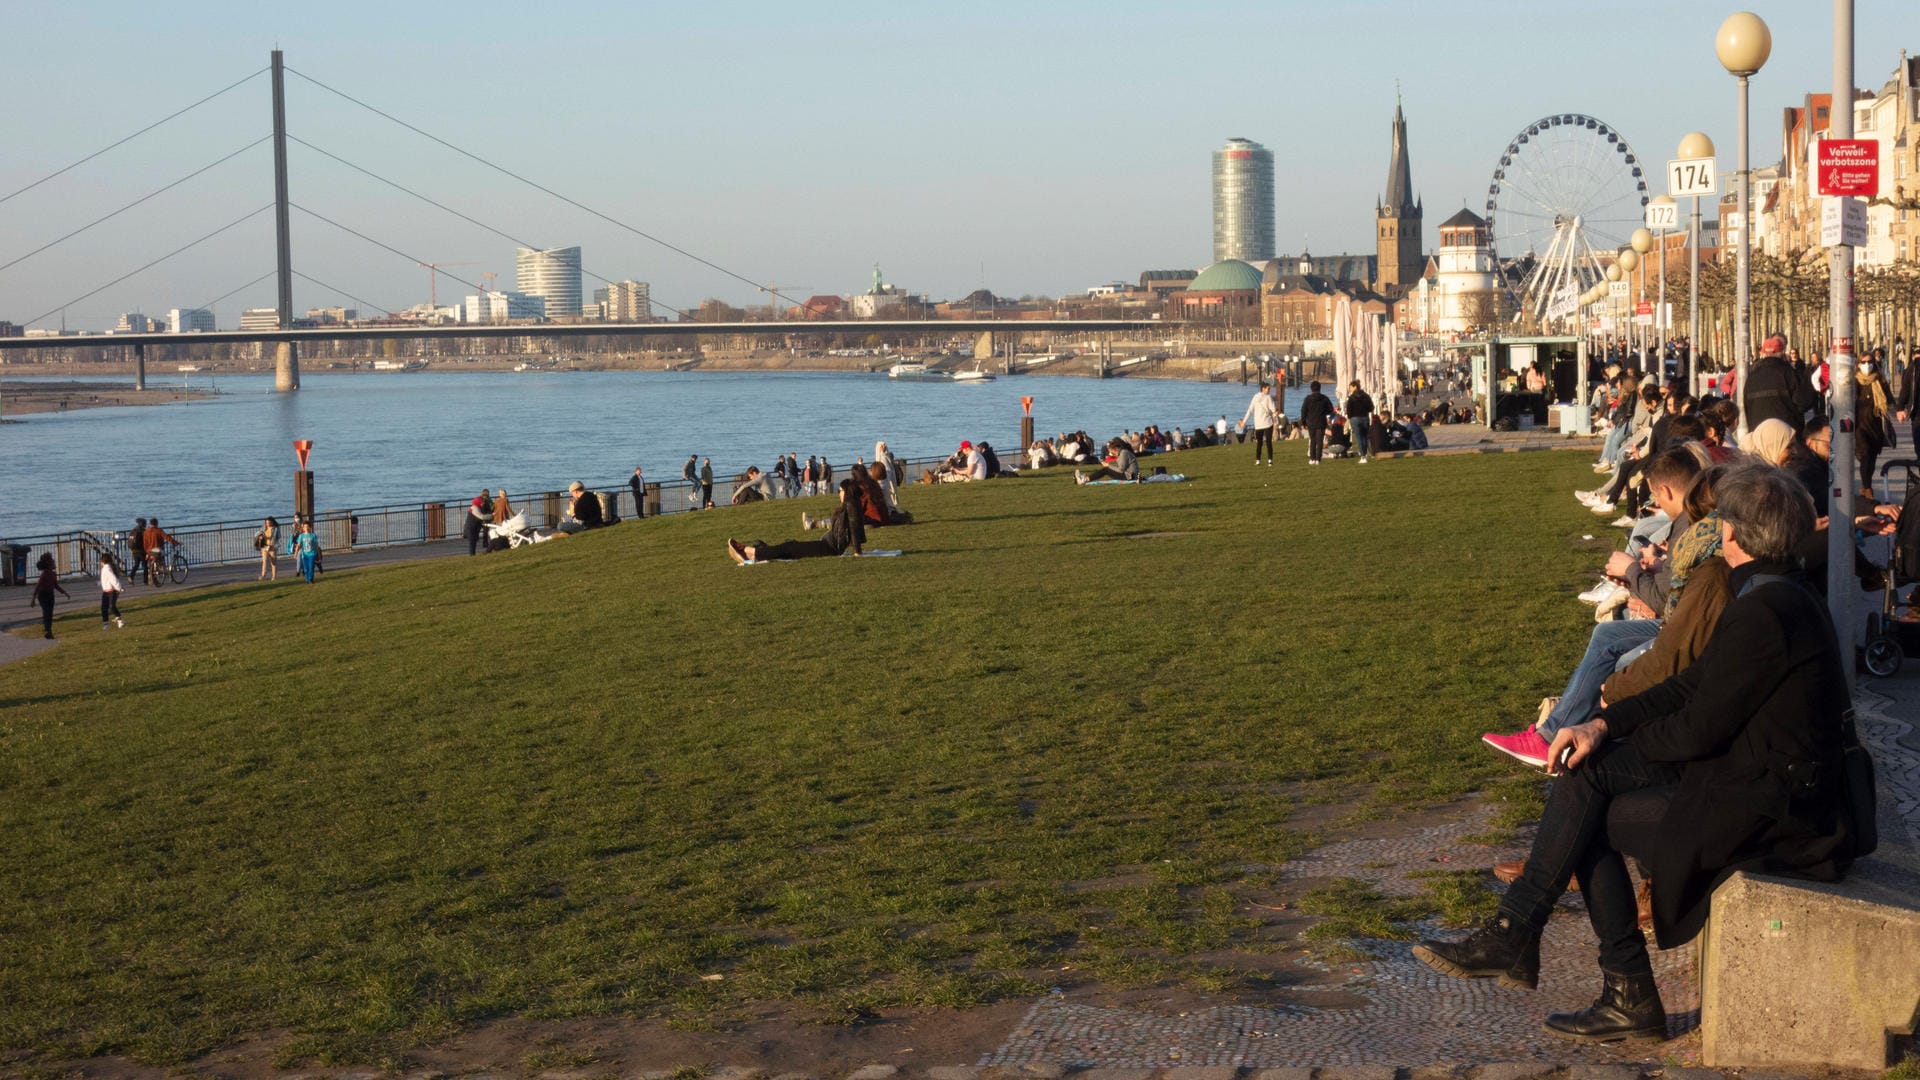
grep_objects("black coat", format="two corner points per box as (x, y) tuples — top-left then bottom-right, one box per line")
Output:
(1600, 563), (1855, 948)
(1300, 392), (1334, 428)
(1742, 356), (1815, 433)
(1345, 390), (1375, 422)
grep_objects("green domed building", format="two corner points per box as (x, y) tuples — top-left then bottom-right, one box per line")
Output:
(1174, 259), (1265, 322)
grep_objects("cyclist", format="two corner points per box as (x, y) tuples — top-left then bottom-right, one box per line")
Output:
(142, 517), (178, 587)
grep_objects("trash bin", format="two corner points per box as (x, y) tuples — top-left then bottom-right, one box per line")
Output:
(4, 543), (29, 586)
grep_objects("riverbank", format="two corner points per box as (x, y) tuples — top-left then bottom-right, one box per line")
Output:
(0, 380), (217, 415)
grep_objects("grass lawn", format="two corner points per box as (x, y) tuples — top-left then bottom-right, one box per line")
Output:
(0, 442), (1603, 1067)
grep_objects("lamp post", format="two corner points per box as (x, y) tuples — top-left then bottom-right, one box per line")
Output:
(1619, 245), (1643, 362)
(1630, 228), (1653, 368)
(1678, 132), (1715, 396)
(1649, 197), (1674, 375)
(1717, 11), (1771, 437)
(1828, 0), (1857, 681)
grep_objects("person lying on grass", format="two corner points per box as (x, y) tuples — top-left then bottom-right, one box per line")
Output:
(729, 479), (866, 564)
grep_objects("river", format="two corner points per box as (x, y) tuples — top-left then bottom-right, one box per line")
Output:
(0, 370), (1297, 537)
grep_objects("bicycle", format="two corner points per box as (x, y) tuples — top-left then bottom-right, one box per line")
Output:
(148, 543), (190, 585)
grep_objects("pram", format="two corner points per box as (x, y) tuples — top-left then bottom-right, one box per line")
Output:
(1862, 459), (1920, 676)
(483, 511), (549, 550)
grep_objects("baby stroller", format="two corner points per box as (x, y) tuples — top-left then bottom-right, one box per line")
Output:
(483, 511), (546, 550)
(1862, 460), (1920, 676)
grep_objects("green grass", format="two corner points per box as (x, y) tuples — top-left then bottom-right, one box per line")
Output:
(0, 442), (1600, 1066)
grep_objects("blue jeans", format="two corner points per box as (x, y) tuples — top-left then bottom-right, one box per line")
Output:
(1539, 618), (1661, 739)
(1352, 416), (1371, 456)
(1599, 422), (1628, 465)
(1624, 512), (1672, 559)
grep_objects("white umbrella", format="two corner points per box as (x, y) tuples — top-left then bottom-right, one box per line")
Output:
(1332, 295), (1353, 396)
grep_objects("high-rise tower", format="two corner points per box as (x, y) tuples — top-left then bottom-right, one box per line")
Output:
(1212, 138), (1275, 264)
(1375, 101), (1423, 291)
(516, 246), (583, 320)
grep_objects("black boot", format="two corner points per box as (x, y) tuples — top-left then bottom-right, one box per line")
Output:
(1544, 969), (1666, 1042)
(1412, 913), (1541, 989)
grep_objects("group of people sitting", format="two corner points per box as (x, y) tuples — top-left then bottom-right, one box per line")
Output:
(922, 439), (1005, 483)
(1422, 365), (1879, 1041)
(728, 440), (912, 563)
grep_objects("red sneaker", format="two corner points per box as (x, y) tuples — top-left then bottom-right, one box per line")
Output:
(1481, 728), (1551, 768)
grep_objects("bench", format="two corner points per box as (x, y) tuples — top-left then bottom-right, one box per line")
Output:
(1699, 788), (1920, 1070)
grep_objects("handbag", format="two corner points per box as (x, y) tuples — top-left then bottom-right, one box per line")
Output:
(1838, 707), (1879, 860)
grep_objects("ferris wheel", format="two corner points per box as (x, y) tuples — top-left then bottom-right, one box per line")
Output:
(1485, 113), (1650, 325)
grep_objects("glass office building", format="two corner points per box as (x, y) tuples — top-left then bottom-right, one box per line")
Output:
(1211, 138), (1275, 264)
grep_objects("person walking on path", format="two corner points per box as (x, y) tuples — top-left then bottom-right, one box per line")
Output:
(29, 553), (69, 639)
(699, 457), (714, 509)
(1240, 381), (1279, 466)
(291, 521), (321, 584)
(142, 518), (178, 585)
(629, 467), (646, 519)
(1300, 380), (1335, 465)
(126, 517), (148, 587)
(256, 517), (279, 581)
(464, 490), (491, 556)
(682, 454), (700, 506)
(1742, 334), (1815, 434)
(98, 552), (125, 629)
(1345, 381), (1376, 464)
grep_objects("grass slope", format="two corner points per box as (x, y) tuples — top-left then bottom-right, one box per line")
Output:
(0, 444), (1599, 1066)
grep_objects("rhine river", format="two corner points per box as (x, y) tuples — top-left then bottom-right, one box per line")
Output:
(1, 370), (1281, 538)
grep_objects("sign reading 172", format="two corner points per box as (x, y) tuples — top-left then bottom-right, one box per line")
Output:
(1668, 157), (1718, 197)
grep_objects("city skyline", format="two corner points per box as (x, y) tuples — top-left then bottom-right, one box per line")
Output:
(0, 0), (1914, 331)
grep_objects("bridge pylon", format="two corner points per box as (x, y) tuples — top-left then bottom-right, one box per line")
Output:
(275, 342), (300, 391)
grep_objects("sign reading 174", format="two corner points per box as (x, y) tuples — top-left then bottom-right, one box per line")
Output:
(1668, 157), (1718, 197)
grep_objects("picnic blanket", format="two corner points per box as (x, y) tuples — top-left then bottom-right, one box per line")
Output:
(741, 549), (902, 566)
(1086, 474), (1188, 485)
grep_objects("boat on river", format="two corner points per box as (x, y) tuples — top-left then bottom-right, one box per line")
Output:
(887, 362), (951, 382)
(952, 369), (996, 383)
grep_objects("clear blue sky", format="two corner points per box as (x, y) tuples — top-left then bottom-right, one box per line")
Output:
(0, 1), (1910, 330)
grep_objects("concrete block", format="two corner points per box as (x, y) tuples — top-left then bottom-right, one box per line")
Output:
(1072, 1071), (1155, 1080)
(847, 1068), (900, 1080)
(1700, 858), (1920, 1070)
(1160, 1070), (1240, 1080)
(1652, 1071), (1721, 1080)
(1565, 1068), (1641, 1080)
(1470, 1065), (1557, 1080)
(1245, 1070), (1315, 1080)
(926, 1069), (980, 1080)
(1313, 1070), (1397, 1080)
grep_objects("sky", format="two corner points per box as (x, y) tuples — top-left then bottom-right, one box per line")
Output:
(0, 0), (1912, 331)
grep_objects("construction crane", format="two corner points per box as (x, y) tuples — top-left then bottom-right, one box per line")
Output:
(759, 283), (811, 321)
(479, 271), (499, 294)
(418, 261), (480, 308)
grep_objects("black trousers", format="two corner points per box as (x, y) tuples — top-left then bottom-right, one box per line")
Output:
(464, 516), (482, 555)
(101, 591), (121, 622)
(37, 593), (54, 636)
(1499, 741), (1679, 977)
(1306, 422), (1327, 461)
(630, 485), (645, 519)
(759, 538), (837, 560)
(700, 483), (713, 507)
(1252, 425), (1274, 462)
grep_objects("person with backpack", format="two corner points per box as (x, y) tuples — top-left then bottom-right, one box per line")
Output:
(255, 516), (279, 581)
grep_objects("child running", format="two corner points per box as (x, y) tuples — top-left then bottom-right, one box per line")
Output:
(29, 553), (70, 639)
(99, 552), (125, 629)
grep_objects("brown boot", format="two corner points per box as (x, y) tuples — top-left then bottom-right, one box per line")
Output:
(1492, 860), (1581, 891)
(1636, 879), (1654, 931)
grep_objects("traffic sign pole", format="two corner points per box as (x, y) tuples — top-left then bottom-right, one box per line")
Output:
(1828, 0), (1858, 683)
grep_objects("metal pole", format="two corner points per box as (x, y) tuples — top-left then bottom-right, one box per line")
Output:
(1657, 225), (1667, 377)
(1735, 73), (1752, 437)
(270, 50), (298, 391)
(1690, 197), (1701, 396)
(1828, 0), (1857, 681)
(132, 341), (145, 391)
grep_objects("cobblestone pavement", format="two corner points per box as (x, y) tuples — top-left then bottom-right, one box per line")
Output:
(1855, 672), (1920, 854)
(984, 807), (1696, 1070)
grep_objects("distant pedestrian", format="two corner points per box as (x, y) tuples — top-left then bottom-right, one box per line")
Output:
(804, 455), (819, 495)
(1215, 415), (1229, 443)
(787, 453), (804, 496)
(291, 520), (321, 584)
(1345, 381), (1376, 464)
(99, 552), (125, 629)
(491, 490), (513, 525)
(255, 516), (279, 581)
(1240, 380), (1279, 466)
(821, 456), (835, 490)
(629, 467), (646, 519)
(142, 518), (177, 585)
(699, 457), (714, 508)
(1300, 380), (1334, 465)
(682, 454), (700, 506)
(465, 489), (491, 555)
(772, 455), (789, 497)
(29, 552), (69, 639)
(127, 517), (148, 585)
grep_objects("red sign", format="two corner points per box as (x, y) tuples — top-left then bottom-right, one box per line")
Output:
(1816, 139), (1879, 197)
(1021, 396), (1034, 416)
(1226, 150), (1251, 159)
(1833, 335), (1853, 356)
(1635, 301), (1653, 316)
(293, 440), (312, 469)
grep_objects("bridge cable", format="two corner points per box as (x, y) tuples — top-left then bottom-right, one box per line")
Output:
(1, 135), (271, 275)
(290, 203), (487, 295)
(292, 270), (394, 317)
(287, 135), (690, 319)
(0, 67), (268, 208)
(284, 67), (806, 312)
(22, 203), (274, 326)
(197, 269), (279, 313)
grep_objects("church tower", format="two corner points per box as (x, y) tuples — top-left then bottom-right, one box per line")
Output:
(1375, 97), (1423, 292)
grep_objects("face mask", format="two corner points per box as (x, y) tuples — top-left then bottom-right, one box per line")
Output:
(1865, 363), (1878, 374)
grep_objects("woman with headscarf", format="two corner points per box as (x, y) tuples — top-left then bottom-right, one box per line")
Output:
(492, 489), (514, 525)
(1856, 355), (1895, 493)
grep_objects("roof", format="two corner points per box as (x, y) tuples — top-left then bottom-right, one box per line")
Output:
(1438, 208), (1486, 230)
(1140, 269), (1199, 281)
(1187, 260), (1263, 293)
(1380, 103), (1417, 216)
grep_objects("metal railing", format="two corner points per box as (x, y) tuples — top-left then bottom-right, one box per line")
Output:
(3, 455), (948, 583)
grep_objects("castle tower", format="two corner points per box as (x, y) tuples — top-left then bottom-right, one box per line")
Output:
(1375, 99), (1423, 291)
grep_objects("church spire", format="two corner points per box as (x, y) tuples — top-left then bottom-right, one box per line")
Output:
(1382, 95), (1415, 217)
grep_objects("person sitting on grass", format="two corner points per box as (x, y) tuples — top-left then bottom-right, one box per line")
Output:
(553, 481), (604, 535)
(1325, 416), (1352, 458)
(1075, 438), (1139, 485)
(731, 479), (866, 564)
(730, 466), (778, 505)
(1416, 462), (1856, 1044)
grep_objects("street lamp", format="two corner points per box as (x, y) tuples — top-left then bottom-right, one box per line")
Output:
(1646, 199), (1673, 376)
(1629, 228), (1652, 364)
(1677, 133), (1715, 395)
(1717, 11), (1771, 432)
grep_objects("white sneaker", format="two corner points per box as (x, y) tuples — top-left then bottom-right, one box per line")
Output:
(102, 621), (111, 630)
(801, 511), (814, 529)
(115, 617), (124, 628)
(1590, 502), (1617, 515)
(1359, 456), (1370, 464)
(1074, 470), (1089, 485)
(1593, 462), (1614, 473)
(1611, 515), (1636, 528)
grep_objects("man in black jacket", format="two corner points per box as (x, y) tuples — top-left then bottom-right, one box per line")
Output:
(1414, 462), (1856, 1042)
(1299, 381), (1334, 465)
(1742, 334), (1816, 433)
